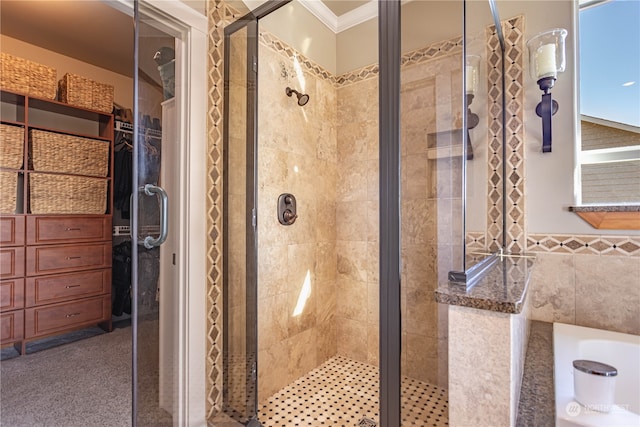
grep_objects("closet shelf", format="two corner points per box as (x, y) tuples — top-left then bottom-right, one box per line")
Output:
(113, 224), (161, 236)
(115, 120), (162, 139)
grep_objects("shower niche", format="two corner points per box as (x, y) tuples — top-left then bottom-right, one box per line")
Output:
(221, 0), (510, 425)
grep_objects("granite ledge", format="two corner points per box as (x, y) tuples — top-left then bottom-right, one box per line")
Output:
(516, 321), (555, 427)
(569, 204), (640, 212)
(434, 255), (535, 314)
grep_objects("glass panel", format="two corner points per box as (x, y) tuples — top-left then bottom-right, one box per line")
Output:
(223, 24), (255, 423)
(254, 1), (380, 424)
(133, 5), (179, 425)
(399, 1), (464, 424)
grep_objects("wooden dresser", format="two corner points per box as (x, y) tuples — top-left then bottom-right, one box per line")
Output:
(0, 90), (113, 354)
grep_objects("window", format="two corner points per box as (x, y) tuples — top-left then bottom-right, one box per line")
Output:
(578, 0), (640, 204)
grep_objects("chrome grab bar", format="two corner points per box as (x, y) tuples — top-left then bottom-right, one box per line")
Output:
(141, 184), (169, 249)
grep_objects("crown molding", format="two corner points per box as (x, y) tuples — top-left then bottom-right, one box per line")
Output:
(335, 0), (377, 32)
(242, 0), (378, 33)
(299, 0), (340, 32)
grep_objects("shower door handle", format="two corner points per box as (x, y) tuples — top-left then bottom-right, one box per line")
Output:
(141, 184), (169, 249)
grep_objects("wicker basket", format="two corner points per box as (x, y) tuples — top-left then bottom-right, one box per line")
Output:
(59, 73), (93, 110)
(29, 129), (109, 177)
(30, 173), (107, 214)
(59, 73), (114, 113)
(0, 123), (25, 169)
(0, 171), (18, 213)
(28, 62), (57, 99)
(92, 81), (115, 114)
(0, 53), (57, 99)
(1, 53), (29, 94)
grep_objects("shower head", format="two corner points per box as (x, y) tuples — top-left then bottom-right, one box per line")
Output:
(286, 87), (309, 106)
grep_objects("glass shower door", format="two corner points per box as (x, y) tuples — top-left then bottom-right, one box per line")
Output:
(222, 16), (260, 426)
(132, 2), (180, 425)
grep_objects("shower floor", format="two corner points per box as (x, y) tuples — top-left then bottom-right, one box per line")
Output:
(258, 356), (448, 426)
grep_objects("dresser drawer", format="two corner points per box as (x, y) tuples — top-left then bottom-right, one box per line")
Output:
(1, 278), (24, 311)
(0, 246), (25, 279)
(26, 242), (111, 276)
(1, 310), (24, 344)
(24, 295), (110, 339)
(0, 215), (25, 246)
(27, 216), (111, 245)
(25, 269), (110, 307)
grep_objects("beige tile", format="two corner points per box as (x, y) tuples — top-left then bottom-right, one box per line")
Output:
(405, 286), (439, 337)
(336, 275), (367, 322)
(336, 201), (367, 242)
(366, 201), (379, 243)
(287, 243), (317, 335)
(314, 199), (337, 243)
(258, 244), (288, 300)
(367, 241), (380, 286)
(337, 241), (368, 282)
(337, 160), (368, 202)
(402, 153), (429, 200)
(258, 294), (288, 351)
(287, 328), (318, 382)
(315, 279), (336, 324)
(367, 321), (379, 367)
(402, 244), (437, 283)
(402, 198), (432, 245)
(367, 159), (379, 202)
(528, 253), (575, 324)
(367, 279), (379, 326)
(258, 344), (289, 404)
(315, 321), (337, 366)
(448, 306), (512, 427)
(404, 333), (439, 384)
(337, 121), (368, 166)
(336, 318), (367, 363)
(315, 242), (337, 282)
(575, 255), (640, 335)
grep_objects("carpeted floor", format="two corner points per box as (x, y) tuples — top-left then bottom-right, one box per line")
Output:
(0, 320), (170, 427)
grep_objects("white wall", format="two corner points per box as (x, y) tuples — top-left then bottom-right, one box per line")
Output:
(498, 0), (639, 236)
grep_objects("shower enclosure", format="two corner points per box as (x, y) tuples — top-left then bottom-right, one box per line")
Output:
(222, 0), (505, 424)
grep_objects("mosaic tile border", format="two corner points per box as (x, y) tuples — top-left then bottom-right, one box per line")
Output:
(260, 30), (462, 88)
(527, 234), (640, 257)
(466, 231), (487, 251)
(486, 16), (525, 254)
(206, 0), (243, 418)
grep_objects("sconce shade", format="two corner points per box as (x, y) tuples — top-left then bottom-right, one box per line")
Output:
(526, 28), (568, 81)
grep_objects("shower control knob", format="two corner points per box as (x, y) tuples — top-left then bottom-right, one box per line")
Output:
(278, 193), (297, 225)
(283, 209), (297, 224)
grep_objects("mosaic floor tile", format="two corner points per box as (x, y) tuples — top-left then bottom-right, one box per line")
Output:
(258, 356), (448, 426)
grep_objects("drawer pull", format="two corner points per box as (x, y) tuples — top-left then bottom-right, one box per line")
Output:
(65, 312), (81, 318)
(66, 256), (82, 260)
(65, 284), (81, 289)
(65, 227), (81, 231)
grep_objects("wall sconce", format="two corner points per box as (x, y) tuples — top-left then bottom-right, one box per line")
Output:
(526, 28), (568, 153)
(465, 55), (480, 160)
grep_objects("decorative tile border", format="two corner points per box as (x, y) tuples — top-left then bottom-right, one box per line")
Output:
(206, 0), (243, 418)
(527, 234), (640, 257)
(466, 231), (487, 251)
(486, 16), (525, 254)
(259, 31), (335, 83)
(260, 30), (462, 88)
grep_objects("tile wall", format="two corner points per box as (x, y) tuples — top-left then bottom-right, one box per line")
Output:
(255, 40), (339, 403)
